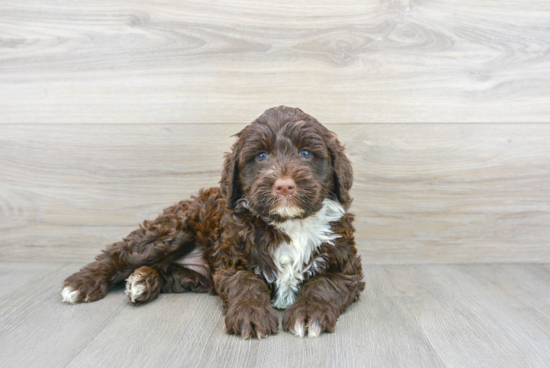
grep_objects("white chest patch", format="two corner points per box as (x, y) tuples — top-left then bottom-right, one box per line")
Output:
(270, 199), (345, 309)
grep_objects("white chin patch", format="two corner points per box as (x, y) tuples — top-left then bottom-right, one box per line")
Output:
(270, 204), (304, 219)
(125, 274), (145, 303)
(61, 286), (79, 304)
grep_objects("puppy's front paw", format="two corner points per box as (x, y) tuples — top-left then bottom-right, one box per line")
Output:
(282, 299), (339, 338)
(225, 300), (279, 339)
(61, 272), (109, 304)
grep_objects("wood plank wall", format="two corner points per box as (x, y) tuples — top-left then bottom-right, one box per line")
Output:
(1, 0), (549, 262)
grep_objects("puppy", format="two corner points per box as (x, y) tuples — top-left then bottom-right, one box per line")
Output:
(61, 106), (365, 339)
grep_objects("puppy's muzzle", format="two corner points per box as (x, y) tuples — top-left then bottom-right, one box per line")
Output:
(274, 177), (296, 197)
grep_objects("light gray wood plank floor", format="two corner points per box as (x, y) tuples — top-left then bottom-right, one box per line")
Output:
(1, 261), (549, 368)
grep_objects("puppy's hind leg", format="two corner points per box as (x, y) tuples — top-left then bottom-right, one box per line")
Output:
(61, 200), (197, 304)
(161, 263), (213, 294)
(125, 253), (212, 305)
(125, 266), (163, 305)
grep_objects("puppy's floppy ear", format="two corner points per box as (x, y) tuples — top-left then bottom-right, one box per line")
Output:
(327, 134), (353, 205)
(220, 128), (248, 209)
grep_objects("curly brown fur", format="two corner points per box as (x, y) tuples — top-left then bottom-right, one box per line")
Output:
(61, 106), (365, 339)
(125, 266), (163, 305)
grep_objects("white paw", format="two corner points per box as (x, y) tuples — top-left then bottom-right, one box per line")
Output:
(291, 320), (322, 338)
(292, 320), (305, 338)
(125, 274), (145, 303)
(308, 320), (322, 338)
(61, 286), (79, 304)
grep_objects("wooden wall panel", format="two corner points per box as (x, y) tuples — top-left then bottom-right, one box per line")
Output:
(1, 124), (549, 263)
(1, 0), (550, 124)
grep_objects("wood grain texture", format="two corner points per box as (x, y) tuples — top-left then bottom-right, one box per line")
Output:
(1, 123), (549, 263)
(0, 263), (130, 368)
(66, 264), (446, 368)
(383, 265), (550, 367)
(0, 261), (66, 299)
(1, 0), (550, 124)
(1, 262), (550, 368)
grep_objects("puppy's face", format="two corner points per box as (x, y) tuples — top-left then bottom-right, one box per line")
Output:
(221, 107), (353, 222)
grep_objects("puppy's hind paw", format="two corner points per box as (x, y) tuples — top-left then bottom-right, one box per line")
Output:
(125, 266), (162, 305)
(125, 274), (146, 303)
(61, 264), (111, 304)
(61, 286), (80, 304)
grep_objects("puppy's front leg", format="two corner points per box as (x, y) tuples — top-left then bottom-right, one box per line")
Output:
(215, 269), (279, 339)
(282, 273), (364, 338)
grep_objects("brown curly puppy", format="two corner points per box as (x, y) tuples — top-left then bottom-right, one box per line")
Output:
(61, 106), (365, 339)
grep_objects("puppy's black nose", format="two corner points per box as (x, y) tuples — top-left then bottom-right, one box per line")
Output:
(274, 178), (296, 196)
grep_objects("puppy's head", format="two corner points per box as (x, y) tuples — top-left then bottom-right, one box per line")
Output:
(221, 106), (353, 222)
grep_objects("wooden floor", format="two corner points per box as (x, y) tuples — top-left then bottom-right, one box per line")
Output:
(1, 262), (550, 368)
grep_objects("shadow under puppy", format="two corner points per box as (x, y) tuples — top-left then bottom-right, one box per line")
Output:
(62, 106), (365, 339)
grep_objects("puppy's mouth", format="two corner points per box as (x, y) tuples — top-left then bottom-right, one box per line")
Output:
(246, 168), (324, 222)
(269, 196), (305, 219)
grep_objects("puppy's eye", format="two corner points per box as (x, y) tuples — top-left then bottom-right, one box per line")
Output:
(257, 152), (267, 161)
(300, 149), (312, 159)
